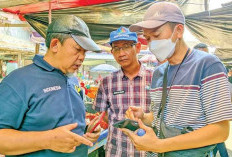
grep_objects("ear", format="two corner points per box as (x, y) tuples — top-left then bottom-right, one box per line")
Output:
(176, 24), (184, 39)
(135, 42), (141, 54)
(110, 44), (114, 54)
(49, 38), (60, 53)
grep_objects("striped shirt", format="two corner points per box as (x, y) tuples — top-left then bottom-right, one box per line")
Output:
(93, 65), (153, 157)
(147, 49), (232, 157)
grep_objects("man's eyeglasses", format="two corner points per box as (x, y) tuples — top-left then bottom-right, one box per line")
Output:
(111, 43), (136, 54)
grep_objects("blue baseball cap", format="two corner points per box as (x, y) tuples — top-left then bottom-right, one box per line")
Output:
(109, 26), (138, 45)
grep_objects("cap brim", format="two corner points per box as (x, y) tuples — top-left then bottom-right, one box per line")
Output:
(129, 20), (167, 32)
(71, 35), (101, 52)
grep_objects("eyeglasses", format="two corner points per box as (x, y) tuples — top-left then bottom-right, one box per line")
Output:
(111, 43), (136, 54)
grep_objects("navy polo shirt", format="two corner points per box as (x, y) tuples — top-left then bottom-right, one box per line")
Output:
(0, 55), (88, 157)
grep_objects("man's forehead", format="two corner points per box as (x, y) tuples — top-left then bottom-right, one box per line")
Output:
(142, 25), (165, 36)
(112, 40), (134, 46)
(69, 37), (81, 47)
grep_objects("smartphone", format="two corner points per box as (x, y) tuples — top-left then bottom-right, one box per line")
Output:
(113, 119), (139, 131)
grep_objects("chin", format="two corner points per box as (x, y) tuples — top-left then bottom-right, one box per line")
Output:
(71, 67), (79, 72)
(119, 61), (127, 66)
(66, 70), (75, 75)
(121, 64), (130, 69)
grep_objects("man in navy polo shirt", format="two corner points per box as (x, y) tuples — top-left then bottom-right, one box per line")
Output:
(0, 15), (101, 157)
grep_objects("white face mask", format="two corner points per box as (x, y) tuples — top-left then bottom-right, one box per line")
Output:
(149, 29), (178, 62)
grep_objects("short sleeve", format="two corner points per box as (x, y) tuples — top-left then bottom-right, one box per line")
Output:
(200, 62), (232, 124)
(92, 80), (109, 112)
(0, 82), (28, 129)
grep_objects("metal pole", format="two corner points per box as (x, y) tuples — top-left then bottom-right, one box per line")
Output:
(21, 54), (25, 67)
(49, 1), (52, 24)
(35, 43), (40, 54)
(18, 53), (22, 68)
(0, 60), (2, 78)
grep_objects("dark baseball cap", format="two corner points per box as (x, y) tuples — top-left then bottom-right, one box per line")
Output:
(109, 26), (137, 45)
(47, 15), (101, 52)
(129, 2), (185, 32)
(194, 43), (208, 49)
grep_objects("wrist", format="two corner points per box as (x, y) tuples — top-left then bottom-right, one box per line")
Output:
(152, 139), (166, 153)
(40, 130), (52, 150)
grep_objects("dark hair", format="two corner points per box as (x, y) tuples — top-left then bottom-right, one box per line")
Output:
(45, 33), (70, 48)
(194, 43), (208, 49)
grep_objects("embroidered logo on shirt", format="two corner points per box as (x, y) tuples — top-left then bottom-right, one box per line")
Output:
(113, 90), (125, 95)
(74, 85), (82, 95)
(43, 86), (61, 93)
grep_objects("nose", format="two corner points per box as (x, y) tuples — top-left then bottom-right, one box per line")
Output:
(149, 36), (158, 43)
(118, 48), (126, 56)
(78, 52), (86, 62)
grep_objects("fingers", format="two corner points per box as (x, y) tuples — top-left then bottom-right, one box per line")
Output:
(121, 128), (138, 148)
(83, 130), (100, 143)
(89, 116), (99, 126)
(125, 108), (135, 120)
(70, 132), (93, 146)
(84, 132), (100, 139)
(120, 128), (136, 141)
(92, 125), (101, 134)
(87, 116), (99, 132)
(138, 119), (149, 131)
(129, 108), (135, 120)
(138, 119), (153, 133)
(126, 106), (144, 120)
(67, 146), (76, 153)
(125, 110), (130, 119)
(63, 123), (78, 131)
(129, 106), (140, 111)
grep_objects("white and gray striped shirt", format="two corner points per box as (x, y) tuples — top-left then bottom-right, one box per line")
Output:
(147, 50), (232, 157)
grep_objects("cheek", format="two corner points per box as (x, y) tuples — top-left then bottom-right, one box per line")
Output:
(113, 54), (119, 60)
(61, 55), (76, 67)
(75, 54), (83, 62)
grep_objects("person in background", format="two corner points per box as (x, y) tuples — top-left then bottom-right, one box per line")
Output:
(122, 2), (232, 157)
(228, 69), (232, 84)
(194, 43), (209, 52)
(0, 15), (101, 157)
(93, 26), (153, 157)
(227, 68), (232, 99)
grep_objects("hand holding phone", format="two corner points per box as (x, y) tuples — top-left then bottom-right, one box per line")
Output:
(113, 119), (139, 131)
(87, 111), (106, 133)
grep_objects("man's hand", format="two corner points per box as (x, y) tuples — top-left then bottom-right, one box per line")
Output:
(84, 117), (101, 143)
(121, 119), (162, 153)
(47, 123), (93, 153)
(125, 106), (144, 120)
(83, 127), (101, 143)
